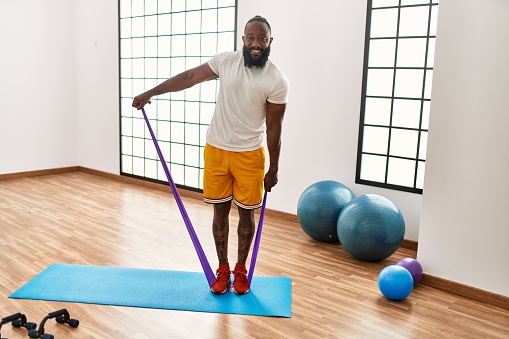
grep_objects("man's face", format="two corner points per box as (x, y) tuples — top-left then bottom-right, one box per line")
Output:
(242, 21), (272, 68)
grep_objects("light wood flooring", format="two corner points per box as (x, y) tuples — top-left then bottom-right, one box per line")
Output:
(0, 172), (508, 338)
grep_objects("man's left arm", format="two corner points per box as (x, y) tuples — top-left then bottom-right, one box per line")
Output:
(264, 102), (287, 192)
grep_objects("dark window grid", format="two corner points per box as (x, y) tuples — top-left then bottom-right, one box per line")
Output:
(120, 97), (217, 118)
(120, 136), (205, 176)
(120, 97), (215, 172)
(120, 6), (236, 20)
(385, 4), (434, 190)
(356, 0), (435, 194)
(371, 2), (438, 11)
(119, 97), (218, 108)
(135, 16), (202, 186)
(370, 35), (436, 40)
(356, 1), (375, 187)
(361, 151), (425, 163)
(120, 138), (204, 158)
(155, 97), (205, 187)
(120, 56), (222, 61)
(120, 30), (235, 39)
(364, 66), (433, 70)
(123, 116), (211, 127)
(122, 1), (134, 177)
(123, 154), (203, 172)
(119, 1), (236, 190)
(360, 125), (428, 162)
(363, 123), (429, 133)
(121, 115), (209, 185)
(413, 2), (435, 189)
(128, 111), (211, 129)
(366, 95), (431, 101)
(356, 175), (424, 194)
(183, 9), (194, 187)
(120, 136), (204, 149)
(146, 139), (205, 153)
(119, 10), (143, 176)
(383, 4), (404, 187)
(119, 155), (204, 194)
(144, 13), (151, 181)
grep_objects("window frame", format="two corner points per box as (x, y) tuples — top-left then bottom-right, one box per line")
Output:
(118, 0), (238, 192)
(356, 0), (439, 194)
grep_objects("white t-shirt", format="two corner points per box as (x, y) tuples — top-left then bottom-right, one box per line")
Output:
(206, 50), (289, 151)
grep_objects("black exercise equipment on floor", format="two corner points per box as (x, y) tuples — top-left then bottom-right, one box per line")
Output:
(1, 313), (36, 338)
(28, 309), (79, 339)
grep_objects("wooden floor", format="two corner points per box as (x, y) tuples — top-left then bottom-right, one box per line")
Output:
(0, 172), (508, 338)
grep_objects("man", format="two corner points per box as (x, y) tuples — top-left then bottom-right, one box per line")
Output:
(132, 15), (289, 295)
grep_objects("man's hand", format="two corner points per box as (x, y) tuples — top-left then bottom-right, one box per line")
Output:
(264, 168), (278, 192)
(132, 92), (153, 110)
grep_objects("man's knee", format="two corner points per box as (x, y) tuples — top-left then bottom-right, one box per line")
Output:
(237, 206), (255, 224)
(214, 201), (231, 222)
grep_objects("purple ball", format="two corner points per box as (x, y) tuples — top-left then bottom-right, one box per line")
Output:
(396, 258), (423, 285)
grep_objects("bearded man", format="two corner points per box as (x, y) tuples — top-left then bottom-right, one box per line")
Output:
(132, 15), (289, 295)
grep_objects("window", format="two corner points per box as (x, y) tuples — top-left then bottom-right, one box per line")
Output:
(356, 0), (439, 194)
(119, 0), (237, 191)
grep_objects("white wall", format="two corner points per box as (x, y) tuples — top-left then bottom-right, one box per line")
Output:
(0, 0), (77, 173)
(75, 0), (120, 174)
(418, 0), (509, 296)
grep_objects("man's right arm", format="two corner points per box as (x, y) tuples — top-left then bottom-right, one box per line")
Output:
(132, 62), (218, 110)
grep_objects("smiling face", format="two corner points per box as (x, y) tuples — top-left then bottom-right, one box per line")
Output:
(242, 20), (273, 68)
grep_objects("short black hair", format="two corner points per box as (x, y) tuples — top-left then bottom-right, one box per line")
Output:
(245, 15), (272, 35)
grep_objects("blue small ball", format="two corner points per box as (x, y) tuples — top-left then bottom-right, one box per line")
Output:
(378, 265), (414, 300)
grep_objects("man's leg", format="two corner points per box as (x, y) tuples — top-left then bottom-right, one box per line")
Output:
(229, 147), (264, 295)
(232, 206), (255, 295)
(237, 206), (255, 264)
(212, 201), (232, 264)
(210, 201), (232, 294)
(203, 144), (235, 294)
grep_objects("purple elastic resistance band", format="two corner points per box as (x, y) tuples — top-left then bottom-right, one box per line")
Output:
(141, 102), (215, 286)
(248, 190), (267, 283)
(141, 102), (266, 286)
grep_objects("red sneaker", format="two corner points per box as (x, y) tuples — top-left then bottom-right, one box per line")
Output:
(211, 263), (231, 294)
(233, 263), (250, 295)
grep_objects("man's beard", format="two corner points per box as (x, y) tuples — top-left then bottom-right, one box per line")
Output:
(243, 45), (271, 68)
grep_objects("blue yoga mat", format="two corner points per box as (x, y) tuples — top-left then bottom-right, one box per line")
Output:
(9, 264), (292, 318)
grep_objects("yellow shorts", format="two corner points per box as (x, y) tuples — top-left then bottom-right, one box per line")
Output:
(203, 143), (265, 209)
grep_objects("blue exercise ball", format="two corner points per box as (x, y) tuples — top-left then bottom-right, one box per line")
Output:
(337, 194), (405, 261)
(378, 265), (414, 300)
(297, 180), (355, 242)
